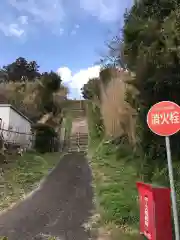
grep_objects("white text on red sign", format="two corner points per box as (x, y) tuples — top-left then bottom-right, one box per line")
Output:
(144, 196), (149, 227)
(151, 112), (180, 125)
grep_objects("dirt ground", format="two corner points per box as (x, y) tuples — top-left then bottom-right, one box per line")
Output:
(0, 152), (93, 240)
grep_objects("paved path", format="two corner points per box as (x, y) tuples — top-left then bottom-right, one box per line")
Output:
(0, 153), (93, 240)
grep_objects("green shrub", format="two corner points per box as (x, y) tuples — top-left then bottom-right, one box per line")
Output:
(123, 0), (180, 180)
(91, 140), (140, 229)
(32, 123), (59, 153)
(87, 102), (104, 142)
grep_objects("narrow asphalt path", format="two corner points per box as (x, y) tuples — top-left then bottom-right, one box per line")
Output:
(0, 152), (93, 240)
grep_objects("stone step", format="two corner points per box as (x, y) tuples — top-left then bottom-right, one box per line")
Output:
(69, 135), (88, 139)
(69, 140), (88, 144)
(68, 143), (88, 147)
(68, 145), (88, 148)
(69, 138), (88, 141)
(69, 140), (88, 143)
(69, 141), (88, 144)
(68, 148), (87, 152)
(65, 130), (88, 153)
(69, 137), (87, 140)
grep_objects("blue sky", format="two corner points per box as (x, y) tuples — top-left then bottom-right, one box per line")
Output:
(0, 0), (133, 98)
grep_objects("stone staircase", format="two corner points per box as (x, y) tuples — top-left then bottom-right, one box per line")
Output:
(63, 100), (88, 153)
(67, 132), (88, 152)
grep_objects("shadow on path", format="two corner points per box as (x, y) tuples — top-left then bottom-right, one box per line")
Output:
(0, 152), (93, 240)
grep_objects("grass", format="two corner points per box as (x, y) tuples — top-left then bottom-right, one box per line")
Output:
(86, 69), (142, 239)
(88, 138), (142, 240)
(100, 69), (137, 144)
(64, 113), (72, 136)
(0, 152), (61, 211)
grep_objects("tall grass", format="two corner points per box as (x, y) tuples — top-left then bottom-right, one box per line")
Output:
(86, 69), (142, 239)
(88, 115), (141, 239)
(0, 81), (68, 121)
(100, 69), (137, 145)
(88, 68), (180, 239)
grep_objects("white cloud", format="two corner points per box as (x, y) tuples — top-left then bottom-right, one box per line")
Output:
(3, 0), (65, 37)
(0, 0), (130, 38)
(18, 15), (28, 25)
(0, 0), (128, 38)
(71, 65), (100, 90)
(57, 65), (100, 98)
(0, 22), (25, 37)
(57, 67), (72, 84)
(9, 0), (65, 24)
(79, 0), (121, 22)
(0, 14), (29, 38)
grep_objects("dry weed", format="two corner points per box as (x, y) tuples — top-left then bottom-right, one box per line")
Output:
(100, 69), (137, 145)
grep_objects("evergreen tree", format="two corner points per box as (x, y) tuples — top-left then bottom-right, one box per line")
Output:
(123, 0), (180, 172)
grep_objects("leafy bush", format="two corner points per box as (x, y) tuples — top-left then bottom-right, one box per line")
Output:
(87, 102), (104, 143)
(123, 0), (180, 179)
(32, 123), (59, 153)
(81, 78), (100, 102)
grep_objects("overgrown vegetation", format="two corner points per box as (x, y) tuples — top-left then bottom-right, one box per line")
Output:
(0, 57), (68, 122)
(32, 123), (59, 153)
(89, 140), (141, 239)
(123, 0), (180, 175)
(87, 98), (141, 239)
(64, 114), (72, 138)
(0, 57), (68, 157)
(83, 1), (180, 238)
(0, 57), (68, 214)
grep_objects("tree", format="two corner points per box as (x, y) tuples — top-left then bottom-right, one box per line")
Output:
(105, 36), (126, 68)
(97, 26), (127, 70)
(0, 70), (8, 82)
(0, 57), (68, 123)
(81, 67), (123, 103)
(41, 71), (61, 92)
(32, 123), (59, 153)
(82, 78), (104, 139)
(2, 57), (40, 82)
(81, 77), (100, 101)
(38, 71), (62, 114)
(123, 0), (180, 172)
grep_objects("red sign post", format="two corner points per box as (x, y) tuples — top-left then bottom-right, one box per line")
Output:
(147, 101), (180, 136)
(147, 101), (180, 240)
